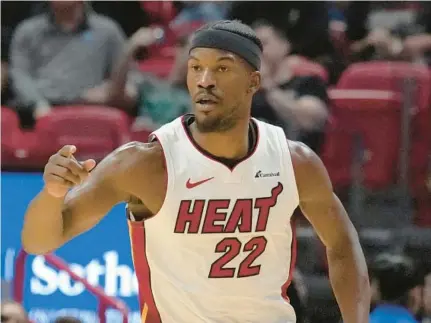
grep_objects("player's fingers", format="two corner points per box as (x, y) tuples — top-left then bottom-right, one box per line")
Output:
(58, 145), (76, 158)
(48, 164), (81, 185)
(81, 159), (96, 172)
(55, 156), (88, 179)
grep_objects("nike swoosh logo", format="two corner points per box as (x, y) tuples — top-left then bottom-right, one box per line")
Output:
(186, 177), (214, 189)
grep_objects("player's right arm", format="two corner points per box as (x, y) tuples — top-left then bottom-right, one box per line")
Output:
(21, 142), (160, 255)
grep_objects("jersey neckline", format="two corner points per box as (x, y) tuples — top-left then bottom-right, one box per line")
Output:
(181, 114), (261, 172)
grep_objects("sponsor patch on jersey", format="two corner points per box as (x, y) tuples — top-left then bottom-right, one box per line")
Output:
(255, 170), (280, 178)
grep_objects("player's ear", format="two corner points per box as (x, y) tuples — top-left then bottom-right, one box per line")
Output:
(249, 71), (261, 94)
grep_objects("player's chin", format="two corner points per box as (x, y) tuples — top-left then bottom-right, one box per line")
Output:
(194, 112), (225, 133)
(194, 102), (220, 114)
(194, 111), (218, 125)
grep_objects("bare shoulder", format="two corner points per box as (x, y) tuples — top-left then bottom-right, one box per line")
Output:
(106, 141), (166, 213)
(287, 140), (322, 171)
(85, 140), (166, 196)
(287, 140), (332, 195)
(100, 141), (165, 177)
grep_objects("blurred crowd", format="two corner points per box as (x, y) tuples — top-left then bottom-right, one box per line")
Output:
(1, 1), (430, 153)
(1, 1), (431, 323)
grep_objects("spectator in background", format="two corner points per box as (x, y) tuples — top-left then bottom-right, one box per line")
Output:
(106, 27), (191, 131)
(344, 1), (404, 62)
(54, 316), (82, 323)
(1, 41), (10, 105)
(170, 2), (229, 27)
(401, 3), (431, 65)
(228, 1), (331, 59)
(0, 300), (29, 323)
(251, 20), (329, 154)
(1, 1), (43, 106)
(228, 1), (343, 83)
(90, 1), (150, 37)
(345, 2), (431, 64)
(369, 253), (424, 323)
(9, 0), (125, 123)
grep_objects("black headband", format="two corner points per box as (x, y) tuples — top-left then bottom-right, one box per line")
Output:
(189, 29), (261, 70)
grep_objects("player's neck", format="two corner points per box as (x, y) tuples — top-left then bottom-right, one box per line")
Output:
(190, 119), (250, 160)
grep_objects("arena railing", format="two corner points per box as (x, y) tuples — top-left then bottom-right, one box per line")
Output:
(13, 249), (129, 323)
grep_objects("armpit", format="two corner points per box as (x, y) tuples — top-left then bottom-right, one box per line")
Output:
(120, 141), (166, 217)
(127, 195), (154, 221)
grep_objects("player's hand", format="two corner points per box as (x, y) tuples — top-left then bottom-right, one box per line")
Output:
(127, 27), (164, 53)
(34, 101), (52, 119)
(43, 145), (96, 198)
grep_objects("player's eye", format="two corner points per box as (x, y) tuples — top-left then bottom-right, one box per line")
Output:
(218, 66), (229, 72)
(191, 65), (202, 72)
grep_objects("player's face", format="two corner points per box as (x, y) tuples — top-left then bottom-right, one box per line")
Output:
(187, 47), (259, 133)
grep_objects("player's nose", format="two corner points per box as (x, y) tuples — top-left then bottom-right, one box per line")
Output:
(197, 69), (216, 90)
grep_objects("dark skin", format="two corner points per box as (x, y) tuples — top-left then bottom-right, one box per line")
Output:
(22, 47), (370, 323)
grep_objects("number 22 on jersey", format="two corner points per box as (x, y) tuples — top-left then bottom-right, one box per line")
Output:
(209, 236), (268, 278)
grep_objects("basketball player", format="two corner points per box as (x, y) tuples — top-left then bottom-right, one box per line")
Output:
(22, 21), (370, 322)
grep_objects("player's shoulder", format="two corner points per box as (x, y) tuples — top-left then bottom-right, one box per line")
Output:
(287, 140), (318, 164)
(287, 140), (332, 195)
(287, 140), (326, 178)
(115, 140), (164, 159)
(103, 141), (165, 177)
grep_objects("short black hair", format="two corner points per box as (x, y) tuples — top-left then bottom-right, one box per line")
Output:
(370, 253), (424, 304)
(194, 20), (263, 52)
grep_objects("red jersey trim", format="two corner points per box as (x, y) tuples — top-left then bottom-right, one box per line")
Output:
(128, 221), (162, 323)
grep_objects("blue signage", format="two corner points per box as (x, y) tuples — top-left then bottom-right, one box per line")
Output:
(1, 172), (141, 322)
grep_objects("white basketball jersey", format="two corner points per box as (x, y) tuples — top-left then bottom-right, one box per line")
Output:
(128, 116), (299, 323)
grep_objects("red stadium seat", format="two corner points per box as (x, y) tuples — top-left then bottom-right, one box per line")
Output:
(138, 57), (175, 78)
(144, 25), (178, 59)
(139, 22), (204, 78)
(321, 116), (354, 189)
(409, 69), (431, 197)
(1, 106), (20, 147)
(172, 21), (204, 36)
(35, 106), (131, 162)
(412, 87), (430, 227)
(140, 1), (176, 25)
(411, 102), (431, 197)
(288, 56), (329, 83)
(130, 127), (153, 143)
(324, 89), (403, 189)
(1, 107), (21, 166)
(1, 107), (41, 169)
(337, 62), (431, 194)
(337, 62), (430, 111)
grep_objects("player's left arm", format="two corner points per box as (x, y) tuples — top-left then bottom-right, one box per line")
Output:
(289, 141), (370, 323)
